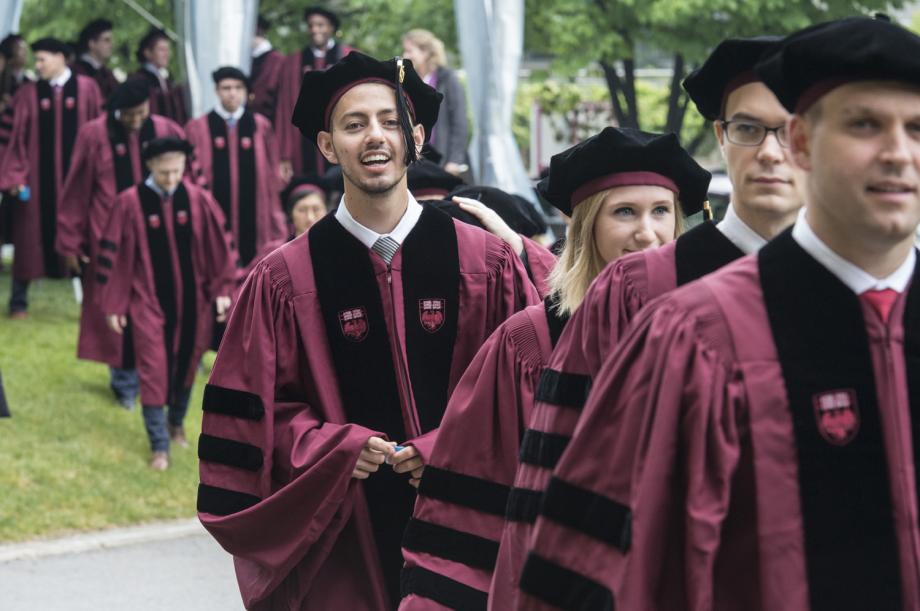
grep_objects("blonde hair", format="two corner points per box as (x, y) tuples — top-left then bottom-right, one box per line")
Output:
(548, 188), (686, 316)
(403, 29), (447, 72)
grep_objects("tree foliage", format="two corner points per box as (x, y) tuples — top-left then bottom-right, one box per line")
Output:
(525, 0), (905, 150)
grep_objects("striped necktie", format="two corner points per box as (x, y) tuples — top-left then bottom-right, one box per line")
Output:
(372, 236), (399, 265)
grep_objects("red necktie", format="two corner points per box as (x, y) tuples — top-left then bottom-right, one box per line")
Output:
(860, 288), (899, 323)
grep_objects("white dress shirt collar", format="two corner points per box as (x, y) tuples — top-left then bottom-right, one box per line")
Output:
(334, 192), (423, 250)
(252, 39), (273, 59)
(80, 53), (102, 70)
(716, 203), (768, 255)
(791, 208), (916, 294)
(144, 175), (178, 198)
(144, 62), (169, 81)
(312, 38), (336, 58)
(48, 67), (72, 88)
(214, 104), (245, 122)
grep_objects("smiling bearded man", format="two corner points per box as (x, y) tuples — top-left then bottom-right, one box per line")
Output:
(196, 52), (540, 610)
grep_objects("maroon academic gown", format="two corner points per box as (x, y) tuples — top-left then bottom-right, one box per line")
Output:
(184, 109), (286, 270)
(519, 231), (920, 611)
(399, 298), (568, 610)
(250, 49), (285, 123)
(520, 238), (556, 299)
(132, 67), (187, 125)
(0, 74), (104, 280)
(274, 42), (353, 175)
(96, 179), (236, 406)
(198, 206), (540, 610)
(57, 113), (185, 367)
(71, 58), (120, 99)
(491, 221), (744, 610)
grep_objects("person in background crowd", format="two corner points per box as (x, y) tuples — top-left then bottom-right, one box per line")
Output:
(521, 16), (920, 610)
(250, 14), (285, 123)
(72, 18), (119, 99)
(133, 28), (186, 124)
(0, 37), (103, 319)
(282, 176), (329, 238)
(402, 29), (469, 175)
(197, 52), (540, 610)
(0, 34), (30, 109)
(276, 6), (353, 182)
(398, 127), (708, 610)
(57, 78), (185, 410)
(97, 137), (236, 471)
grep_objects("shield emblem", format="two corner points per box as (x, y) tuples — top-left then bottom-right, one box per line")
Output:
(813, 389), (860, 446)
(419, 298), (446, 333)
(214, 136), (226, 149)
(176, 210), (189, 226)
(339, 307), (368, 342)
(40, 98), (52, 110)
(147, 214), (161, 229)
(115, 143), (127, 157)
(65, 97), (75, 109)
(240, 137), (252, 150)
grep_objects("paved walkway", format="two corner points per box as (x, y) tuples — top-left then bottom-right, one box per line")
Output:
(0, 519), (243, 610)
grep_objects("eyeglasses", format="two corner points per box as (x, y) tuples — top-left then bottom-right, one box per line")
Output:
(721, 120), (789, 148)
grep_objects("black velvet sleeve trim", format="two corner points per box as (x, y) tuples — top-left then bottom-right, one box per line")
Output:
(541, 477), (632, 552)
(519, 553), (614, 611)
(534, 369), (592, 409)
(399, 566), (487, 611)
(95, 273), (108, 285)
(198, 433), (264, 471)
(99, 239), (117, 252)
(97, 255), (113, 269)
(196, 483), (260, 516)
(417, 466), (510, 517)
(504, 487), (541, 523)
(202, 384), (265, 421)
(402, 517), (499, 571)
(519, 429), (570, 469)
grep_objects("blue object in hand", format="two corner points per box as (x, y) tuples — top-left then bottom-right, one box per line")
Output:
(18, 186), (30, 202)
(393, 445), (406, 453)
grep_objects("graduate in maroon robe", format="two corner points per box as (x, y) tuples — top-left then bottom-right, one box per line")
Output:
(250, 15), (285, 123)
(275, 6), (353, 181)
(98, 138), (236, 470)
(197, 52), (540, 610)
(398, 128), (710, 610)
(489, 37), (807, 609)
(57, 79), (184, 408)
(185, 67), (286, 271)
(520, 17), (920, 610)
(0, 38), (103, 317)
(132, 28), (187, 125)
(71, 19), (119, 99)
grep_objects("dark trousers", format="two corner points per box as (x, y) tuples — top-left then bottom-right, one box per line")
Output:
(109, 367), (140, 402)
(9, 277), (28, 313)
(142, 386), (192, 452)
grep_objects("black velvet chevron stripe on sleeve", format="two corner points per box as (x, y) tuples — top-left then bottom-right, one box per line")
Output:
(198, 434), (264, 471)
(519, 429), (570, 469)
(202, 384), (265, 421)
(196, 483), (260, 516)
(519, 553), (614, 611)
(534, 369), (592, 409)
(402, 518), (499, 571)
(540, 477), (632, 552)
(417, 466), (510, 517)
(400, 566), (487, 611)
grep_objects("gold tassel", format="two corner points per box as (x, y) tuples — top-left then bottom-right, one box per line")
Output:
(703, 200), (713, 222)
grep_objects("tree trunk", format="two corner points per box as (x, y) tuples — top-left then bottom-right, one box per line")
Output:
(684, 114), (712, 156)
(599, 60), (633, 128)
(664, 53), (687, 135)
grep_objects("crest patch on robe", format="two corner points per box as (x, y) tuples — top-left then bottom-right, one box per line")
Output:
(419, 298), (446, 333)
(241, 136), (252, 150)
(147, 214), (161, 229)
(65, 97), (76, 109)
(40, 98), (52, 110)
(812, 389), (860, 446)
(339, 307), (368, 342)
(177, 210), (189, 226)
(115, 143), (127, 156)
(214, 136), (226, 149)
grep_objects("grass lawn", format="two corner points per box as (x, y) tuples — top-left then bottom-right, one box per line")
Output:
(0, 263), (213, 543)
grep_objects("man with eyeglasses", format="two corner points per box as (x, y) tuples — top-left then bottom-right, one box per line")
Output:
(490, 36), (806, 609)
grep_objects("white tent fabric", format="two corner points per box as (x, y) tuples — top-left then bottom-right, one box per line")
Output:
(175, 0), (258, 118)
(454, 0), (535, 202)
(0, 0), (24, 39)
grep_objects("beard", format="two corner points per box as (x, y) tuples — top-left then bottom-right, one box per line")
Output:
(341, 163), (407, 196)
